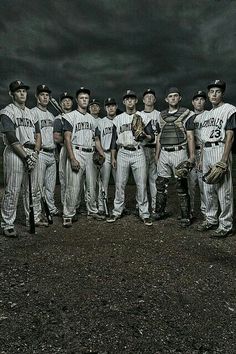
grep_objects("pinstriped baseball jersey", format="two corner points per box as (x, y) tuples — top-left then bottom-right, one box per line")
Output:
(113, 111), (142, 147)
(198, 103), (236, 143)
(31, 107), (56, 149)
(0, 103), (37, 145)
(96, 117), (114, 150)
(193, 110), (208, 146)
(63, 110), (97, 147)
(140, 109), (160, 144)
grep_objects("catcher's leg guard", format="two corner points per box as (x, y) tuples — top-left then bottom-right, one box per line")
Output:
(155, 177), (169, 217)
(176, 177), (191, 224)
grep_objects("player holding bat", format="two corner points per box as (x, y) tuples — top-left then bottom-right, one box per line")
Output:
(0, 80), (41, 237)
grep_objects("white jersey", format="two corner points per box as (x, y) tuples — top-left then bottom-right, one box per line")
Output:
(140, 109), (160, 145)
(193, 110), (208, 146)
(97, 116), (114, 150)
(31, 107), (56, 149)
(0, 103), (37, 146)
(113, 111), (142, 147)
(63, 110), (97, 147)
(198, 103), (236, 143)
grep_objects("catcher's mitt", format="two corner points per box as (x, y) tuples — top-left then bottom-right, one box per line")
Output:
(202, 161), (228, 184)
(131, 114), (146, 141)
(175, 160), (194, 178)
(93, 151), (105, 167)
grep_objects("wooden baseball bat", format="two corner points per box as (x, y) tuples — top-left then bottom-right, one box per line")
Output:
(38, 185), (53, 224)
(99, 172), (109, 216)
(49, 97), (63, 114)
(28, 171), (35, 234)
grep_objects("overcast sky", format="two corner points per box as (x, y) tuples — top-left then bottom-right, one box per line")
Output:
(0, 0), (236, 112)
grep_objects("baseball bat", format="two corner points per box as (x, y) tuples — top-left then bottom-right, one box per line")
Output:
(38, 184), (53, 224)
(28, 171), (35, 234)
(49, 97), (63, 114)
(99, 172), (109, 216)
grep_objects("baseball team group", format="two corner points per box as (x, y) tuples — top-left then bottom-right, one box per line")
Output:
(0, 79), (235, 239)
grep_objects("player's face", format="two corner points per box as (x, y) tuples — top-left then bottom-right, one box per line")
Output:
(37, 92), (50, 107)
(105, 104), (117, 117)
(13, 89), (27, 104)
(61, 98), (73, 111)
(208, 88), (223, 106)
(165, 93), (181, 107)
(89, 104), (100, 115)
(77, 93), (89, 109)
(143, 93), (156, 106)
(123, 97), (137, 109)
(192, 97), (206, 112)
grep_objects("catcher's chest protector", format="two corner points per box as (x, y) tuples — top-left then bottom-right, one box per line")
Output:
(159, 108), (190, 146)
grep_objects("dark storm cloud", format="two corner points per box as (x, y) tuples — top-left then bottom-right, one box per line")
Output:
(0, 0), (236, 110)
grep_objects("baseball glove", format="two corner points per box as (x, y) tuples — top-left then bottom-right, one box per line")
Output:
(202, 161), (228, 184)
(175, 160), (194, 178)
(93, 151), (105, 167)
(131, 114), (146, 141)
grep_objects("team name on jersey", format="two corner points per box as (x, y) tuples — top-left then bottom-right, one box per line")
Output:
(120, 123), (131, 133)
(75, 121), (93, 132)
(195, 117), (223, 130)
(41, 119), (53, 128)
(102, 126), (113, 136)
(16, 117), (34, 128)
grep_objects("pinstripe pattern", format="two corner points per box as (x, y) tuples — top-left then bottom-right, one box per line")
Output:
(59, 145), (67, 205)
(98, 151), (116, 212)
(157, 148), (188, 178)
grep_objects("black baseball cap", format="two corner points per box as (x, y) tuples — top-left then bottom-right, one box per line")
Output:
(59, 92), (73, 102)
(207, 80), (226, 92)
(123, 90), (137, 100)
(143, 88), (156, 97)
(104, 97), (117, 106)
(192, 90), (207, 100)
(89, 98), (101, 107)
(9, 80), (30, 92)
(166, 87), (181, 96)
(36, 84), (51, 95)
(76, 87), (90, 96)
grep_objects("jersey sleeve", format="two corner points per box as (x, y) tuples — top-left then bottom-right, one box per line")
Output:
(225, 113), (236, 130)
(95, 126), (101, 139)
(34, 121), (40, 134)
(185, 115), (195, 130)
(0, 114), (15, 132)
(63, 118), (73, 132)
(53, 117), (63, 133)
(110, 125), (118, 150)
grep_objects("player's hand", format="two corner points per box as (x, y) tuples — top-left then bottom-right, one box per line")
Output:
(111, 158), (117, 169)
(196, 161), (202, 171)
(70, 158), (80, 172)
(25, 152), (38, 171)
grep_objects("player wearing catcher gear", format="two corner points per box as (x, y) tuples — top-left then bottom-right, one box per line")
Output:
(0, 81), (41, 237)
(89, 98), (101, 119)
(95, 97), (117, 214)
(197, 80), (236, 238)
(140, 89), (161, 215)
(107, 90), (155, 226)
(155, 87), (195, 227)
(188, 90), (207, 218)
(53, 92), (74, 205)
(31, 85), (59, 223)
(62, 87), (105, 227)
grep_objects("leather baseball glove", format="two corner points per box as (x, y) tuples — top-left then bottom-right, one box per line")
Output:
(131, 114), (146, 141)
(93, 151), (105, 167)
(202, 161), (228, 184)
(175, 160), (194, 178)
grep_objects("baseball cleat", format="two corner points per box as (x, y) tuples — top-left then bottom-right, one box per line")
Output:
(210, 228), (233, 239)
(3, 228), (18, 238)
(63, 217), (72, 228)
(35, 219), (49, 227)
(87, 213), (106, 221)
(143, 218), (153, 226)
(106, 215), (120, 223)
(197, 221), (218, 232)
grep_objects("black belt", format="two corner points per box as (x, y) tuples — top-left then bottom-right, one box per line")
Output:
(121, 145), (140, 151)
(162, 146), (184, 152)
(75, 146), (94, 152)
(104, 149), (111, 153)
(24, 143), (35, 150)
(145, 144), (156, 148)
(204, 141), (223, 148)
(41, 147), (55, 153)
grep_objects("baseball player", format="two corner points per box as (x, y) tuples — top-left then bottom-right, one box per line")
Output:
(155, 87), (195, 227)
(31, 85), (59, 222)
(88, 98), (101, 119)
(0, 80), (41, 237)
(95, 97), (117, 214)
(62, 87), (105, 227)
(197, 80), (236, 238)
(140, 88), (161, 215)
(53, 92), (74, 205)
(189, 90), (207, 219)
(107, 90), (155, 226)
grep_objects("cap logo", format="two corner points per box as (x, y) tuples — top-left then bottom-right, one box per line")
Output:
(108, 98), (111, 101)
(127, 90), (131, 94)
(64, 92), (67, 96)
(198, 91), (202, 94)
(42, 85), (45, 89)
(215, 80), (220, 84)
(17, 81), (21, 85)
(81, 87), (84, 89)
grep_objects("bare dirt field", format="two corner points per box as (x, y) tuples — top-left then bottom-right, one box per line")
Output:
(0, 184), (236, 354)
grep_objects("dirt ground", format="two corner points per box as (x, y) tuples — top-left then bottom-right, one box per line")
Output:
(0, 184), (236, 354)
